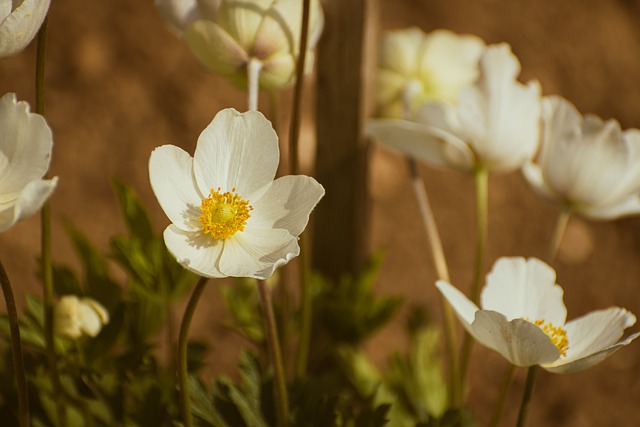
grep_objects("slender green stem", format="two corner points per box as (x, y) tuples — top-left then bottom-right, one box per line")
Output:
(290, 0), (313, 382)
(406, 157), (459, 406)
(489, 364), (515, 427)
(247, 58), (263, 112)
(258, 280), (289, 427)
(515, 366), (538, 427)
(178, 277), (208, 427)
(547, 210), (570, 263)
(0, 261), (29, 427)
(459, 167), (489, 397)
(36, 18), (67, 427)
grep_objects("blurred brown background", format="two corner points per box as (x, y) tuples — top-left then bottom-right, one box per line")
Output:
(1, 0), (640, 425)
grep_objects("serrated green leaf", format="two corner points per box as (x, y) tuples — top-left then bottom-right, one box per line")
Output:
(112, 178), (154, 244)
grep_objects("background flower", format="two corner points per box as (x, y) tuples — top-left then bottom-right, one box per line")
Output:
(0, 93), (57, 233)
(375, 27), (485, 119)
(523, 96), (640, 220)
(0, 0), (51, 58)
(149, 108), (324, 279)
(54, 295), (109, 339)
(436, 257), (639, 373)
(368, 43), (541, 174)
(156, 0), (324, 90)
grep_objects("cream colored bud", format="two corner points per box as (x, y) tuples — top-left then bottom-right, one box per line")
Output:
(54, 295), (110, 339)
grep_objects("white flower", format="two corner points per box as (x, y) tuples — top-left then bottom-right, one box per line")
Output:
(436, 257), (639, 374)
(54, 295), (110, 339)
(149, 108), (324, 279)
(0, 0), (50, 58)
(0, 93), (57, 232)
(523, 96), (640, 220)
(375, 27), (485, 119)
(156, 0), (324, 90)
(368, 44), (541, 174)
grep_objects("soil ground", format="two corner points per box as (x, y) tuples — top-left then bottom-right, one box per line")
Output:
(1, 0), (640, 426)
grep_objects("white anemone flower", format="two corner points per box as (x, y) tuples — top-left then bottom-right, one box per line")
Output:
(149, 108), (324, 279)
(0, 93), (57, 232)
(523, 96), (640, 220)
(436, 257), (639, 374)
(368, 44), (541, 174)
(0, 0), (50, 58)
(375, 27), (485, 119)
(155, 0), (324, 90)
(54, 295), (110, 339)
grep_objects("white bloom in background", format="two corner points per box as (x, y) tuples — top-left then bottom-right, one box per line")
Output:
(368, 44), (541, 174)
(523, 96), (640, 220)
(436, 257), (639, 374)
(375, 27), (485, 119)
(54, 295), (110, 339)
(155, 0), (324, 90)
(0, 0), (50, 58)
(149, 108), (324, 279)
(0, 93), (57, 232)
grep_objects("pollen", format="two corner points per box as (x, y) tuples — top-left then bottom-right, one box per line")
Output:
(532, 319), (569, 357)
(199, 187), (253, 240)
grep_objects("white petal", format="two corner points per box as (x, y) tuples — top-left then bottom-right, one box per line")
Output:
(249, 175), (324, 237)
(543, 307), (638, 374)
(379, 27), (425, 76)
(366, 118), (473, 171)
(481, 257), (567, 325)
(521, 161), (560, 205)
(193, 109), (279, 201)
(78, 303), (104, 337)
(163, 225), (226, 278)
(0, 0), (50, 58)
(0, 93), (53, 195)
(149, 145), (203, 231)
(581, 195), (640, 220)
(155, 0), (201, 32)
(435, 280), (479, 326)
(0, 177), (57, 233)
(471, 311), (561, 367)
(261, 52), (296, 89)
(218, 227), (299, 279)
(184, 20), (248, 77)
(216, 0), (273, 50)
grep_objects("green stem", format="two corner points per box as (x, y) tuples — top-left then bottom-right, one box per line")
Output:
(178, 277), (208, 427)
(36, 17), (67, 427)
(406, 157), (459, 406)
(247, 58), (262, 112)
(489, 364), (515, 427)
(258, 280), (289, 427)
(459, 167), (489, 397)
(0, 262), (29, 427)
(547, 210), (570, 263)
(515, 366), (538, 427)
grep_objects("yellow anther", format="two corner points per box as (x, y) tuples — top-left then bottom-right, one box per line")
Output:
(532, 319), (569, 357)
(199, 187), (252, 240)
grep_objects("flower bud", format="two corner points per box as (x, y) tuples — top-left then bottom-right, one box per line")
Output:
(0, 0), (51, 58)
(54, 295), (109, 339)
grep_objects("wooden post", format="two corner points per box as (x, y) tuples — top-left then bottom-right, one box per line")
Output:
(313, 0), (378, 280)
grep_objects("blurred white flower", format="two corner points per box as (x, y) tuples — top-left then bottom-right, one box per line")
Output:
(149, 108), (324, 279)
(368, 44), (541, 174)
(437, 257), (639, 374)
(54, 295), (109, 339)
(0, 93), (57, 232)
(375, 27), (485, 119)
(0, 0), (50, 58)
(156, 0), (324, 90)
(523, 96), (640, 220)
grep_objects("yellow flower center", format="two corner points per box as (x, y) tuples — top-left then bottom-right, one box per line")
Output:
(199, 187), (253, 240)
(532, 319), (569, 357)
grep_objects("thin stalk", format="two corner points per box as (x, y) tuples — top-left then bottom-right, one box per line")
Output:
(406, 158), (459, 406)
(290, 0), (313, 382)
(0, 262), (29, 427)
(247, 58), (263, 112)
(459, 167), (489, 396)
(258, 280), (289, 427)
(488, 364), (515, 427)
(515, 366), (539, 427)
(36, 18), (67, 427)
(178, 277), (208, 427)
(547, 210), (570, 263)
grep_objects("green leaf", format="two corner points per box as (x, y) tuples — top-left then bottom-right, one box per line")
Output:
(220, 278), (264, 344)
(112, 178), (154, 244)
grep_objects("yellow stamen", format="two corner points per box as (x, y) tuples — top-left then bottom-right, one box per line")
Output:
(532, 319), (569, 357)
(199, 187), (253, 240)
